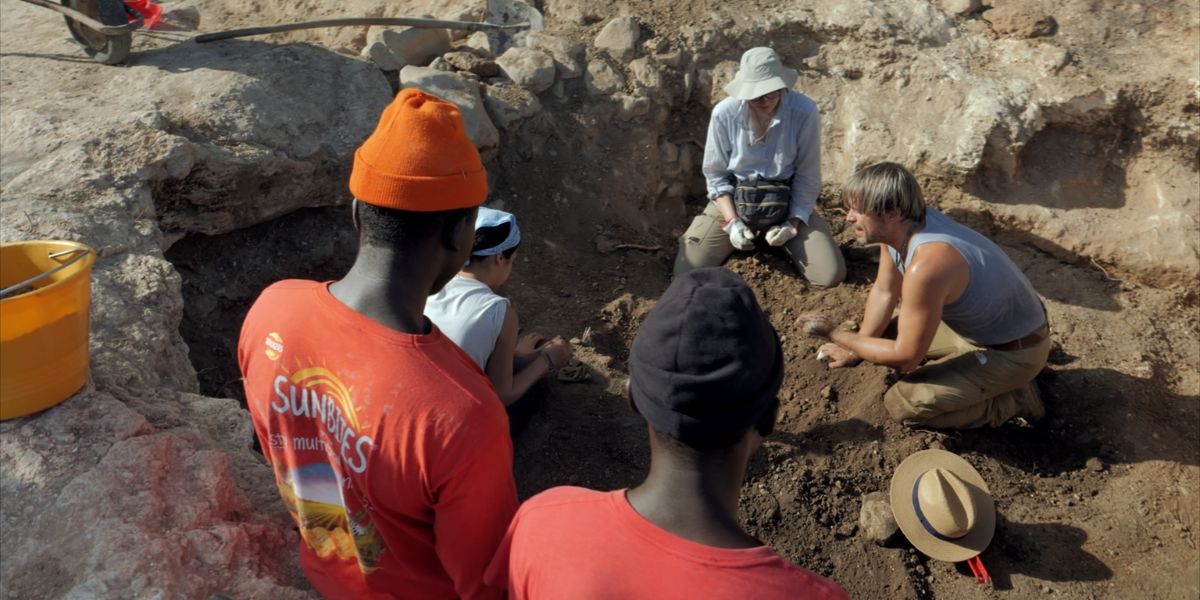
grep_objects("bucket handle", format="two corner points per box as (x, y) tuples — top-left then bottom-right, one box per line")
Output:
(0, 248), (92, 300)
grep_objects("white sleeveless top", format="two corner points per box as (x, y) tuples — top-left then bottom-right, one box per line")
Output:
(425, 275), (509, 369)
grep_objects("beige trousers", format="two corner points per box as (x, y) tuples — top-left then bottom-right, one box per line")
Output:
(673, 202), (847, 288)
(883, 323), (1051, 429)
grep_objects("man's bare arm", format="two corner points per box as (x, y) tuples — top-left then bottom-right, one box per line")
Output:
(813, 247), (901, 368)
(803, 243), (967, 370)
(859, 247), (902, 338)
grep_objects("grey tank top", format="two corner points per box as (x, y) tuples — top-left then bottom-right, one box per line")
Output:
(887, 208), (1044, 346)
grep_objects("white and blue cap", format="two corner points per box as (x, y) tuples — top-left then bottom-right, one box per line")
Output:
(471, 207), (521, 256)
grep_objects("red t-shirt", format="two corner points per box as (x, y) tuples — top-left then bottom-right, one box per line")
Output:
(239, 280), (518, 600)
(486, 487), (850, 600)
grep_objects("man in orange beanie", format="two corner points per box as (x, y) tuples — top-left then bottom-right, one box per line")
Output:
(238, 89), (517, 600)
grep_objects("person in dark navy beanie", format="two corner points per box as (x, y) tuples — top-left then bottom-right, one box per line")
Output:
(629, 266), (784, 450)
(484, 267), (850, 600)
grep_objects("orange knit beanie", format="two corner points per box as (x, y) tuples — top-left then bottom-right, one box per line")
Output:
(349, 88), (488, 211)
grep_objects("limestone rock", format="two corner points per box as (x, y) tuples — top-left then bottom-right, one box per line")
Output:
(585, 60), (625, 96)
(819, 0), (954, 47)
(444, 51), (501, 77)
(374, 23), (453, 67)
(858, 491), (900, 545)
(400, 66), (500, 155)
(360, 40), (400, 72)
(525, 32), (586, 79)
(466, 31), (494, 57)
(485, 0), (545, 55)
(936, 0), (981, 16)
(496, 47), (557, 93)
(628, 57), (667, 99)
(595, 16), (641, 62)
(984, 4), (1057, 38)
(484, 83), (543, 130)
(616, 93), (651, 121)
(442, 7), (480, 41)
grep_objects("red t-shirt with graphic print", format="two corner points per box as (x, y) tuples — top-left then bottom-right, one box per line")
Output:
(486, 487), (851, 600)
(238, 280), (517, 600)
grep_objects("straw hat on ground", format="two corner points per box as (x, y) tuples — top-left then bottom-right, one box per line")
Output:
(723, 47), (799, 100)
(890, 449), (996, 562)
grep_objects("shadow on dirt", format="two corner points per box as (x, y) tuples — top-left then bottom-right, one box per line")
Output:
(945, 365), (1199, 473)
(975, 515), (1114, 588)
(770, 418), (885, 458)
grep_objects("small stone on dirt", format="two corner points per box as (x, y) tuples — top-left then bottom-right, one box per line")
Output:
(859, 492), (899, 545)
(1086, 457), (1106, 472)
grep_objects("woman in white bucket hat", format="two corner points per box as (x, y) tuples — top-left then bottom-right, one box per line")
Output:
(674, 47), (846, 288)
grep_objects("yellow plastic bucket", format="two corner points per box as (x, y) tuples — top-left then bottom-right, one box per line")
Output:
(0, 240), (96, 420)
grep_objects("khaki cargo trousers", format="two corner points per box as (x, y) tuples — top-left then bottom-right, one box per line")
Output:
(884, 323), (1051, 429)
(673, 202), (847, 288)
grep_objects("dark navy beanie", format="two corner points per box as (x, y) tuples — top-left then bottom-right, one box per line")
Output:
(630, 268), (784, 450)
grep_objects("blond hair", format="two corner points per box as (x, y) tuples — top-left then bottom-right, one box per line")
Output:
(842, 162), (925, 223)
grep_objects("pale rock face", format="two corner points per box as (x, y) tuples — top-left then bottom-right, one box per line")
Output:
(524, 32), (586, 79)
(486, 0), (545, 55)
(628, 57), (667, 101)
(819, 0), (955, 47)
(466, 30), (494, 57)
(361, 40), (401, 72)
(375, 24), (453, 68)
(585, 60), (626, 97)
(400, 66), (500, 156)
(616, 93), (651, 121)
(858, 491), (900, 545)
(595, 16), (642, 62)
(484, 83), (543, 131)
(935, 0), (982, 17)
(442, 6), (482, 41)
(497, 47), (558, 94)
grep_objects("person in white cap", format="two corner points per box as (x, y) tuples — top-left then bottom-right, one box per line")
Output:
(674, 46), (846, 288)
(426, 207), (574, 410)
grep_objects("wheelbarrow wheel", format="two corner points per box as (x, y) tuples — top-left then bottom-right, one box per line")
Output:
(61, 0), (131, 65)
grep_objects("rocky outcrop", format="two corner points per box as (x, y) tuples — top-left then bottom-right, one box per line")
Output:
(0, 12), (394, 595)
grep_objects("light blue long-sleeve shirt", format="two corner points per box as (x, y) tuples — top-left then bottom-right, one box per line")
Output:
(702, 91), (821, 224)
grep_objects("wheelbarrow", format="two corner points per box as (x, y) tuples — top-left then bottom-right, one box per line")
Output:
(16, 0), (143, 64)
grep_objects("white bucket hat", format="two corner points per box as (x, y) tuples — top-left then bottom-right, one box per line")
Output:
(890, 450), (996, 562)
(723, 47), (799, 100)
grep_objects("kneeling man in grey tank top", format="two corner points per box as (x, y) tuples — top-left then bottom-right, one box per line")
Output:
(798, 162), (1050, 429)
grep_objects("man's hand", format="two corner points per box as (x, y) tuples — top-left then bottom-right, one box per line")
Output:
(796, 313), (835, 338)
(723, 218), (756, 250)
(817, 342), (861, 368)
(765, 222), (798, 247)
(515, 333), (545, 357)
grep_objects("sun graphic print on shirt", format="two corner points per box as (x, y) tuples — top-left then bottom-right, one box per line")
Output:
(276, 463), (385, 573)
